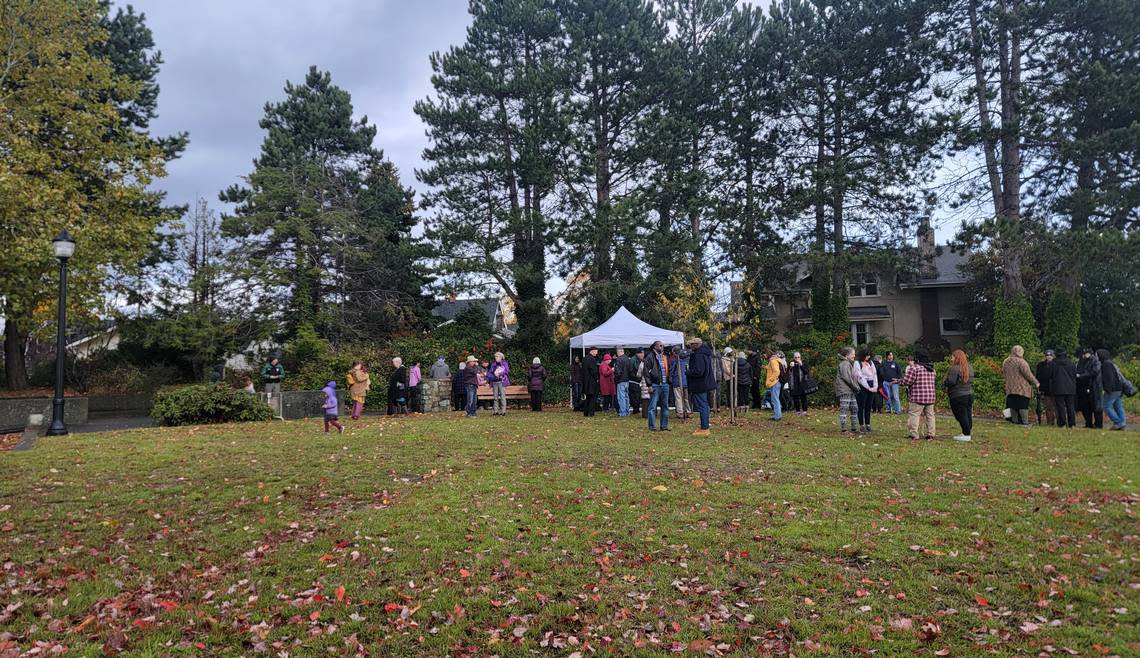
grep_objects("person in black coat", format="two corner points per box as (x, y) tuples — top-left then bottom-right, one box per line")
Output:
(1075, 348), (1103, 428)
(581, 347), (600, 417)
(1050, 350), (1077, 428)
(686, 338), (716, 434)
(387, 357), (409, 415)
(451, 362), (467, 412)
(735, 355), (752, 411)
(1035, 350), (1057, 425)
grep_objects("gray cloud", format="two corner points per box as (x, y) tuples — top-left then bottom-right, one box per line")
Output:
(126, 0), (471, 211)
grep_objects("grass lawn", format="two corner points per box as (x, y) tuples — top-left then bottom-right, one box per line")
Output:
(0, 409), (1136, 657)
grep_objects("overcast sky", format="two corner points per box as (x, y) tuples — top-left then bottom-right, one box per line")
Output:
(129, 0), (471, 214)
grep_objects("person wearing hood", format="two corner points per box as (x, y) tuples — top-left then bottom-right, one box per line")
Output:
(429, 356), (451, 380)
(387, 357), (409, 416)
(346, 361), (370, 420)
(1051, 349), (1078, 428)
(1002, 345), (1039, 426)
(1035, 350), (1057, 425)
(599, 353), (616, 411)
(452, 361), (467, 412)
(527, 357), (547, 411)
(1075, 348), (1103, 428)
(488, 352), (511, 416)
(901, 350), (937, 440)
(321, 381), (344, 434)
(686, 338), (716, 435)
(1098, 349), (1133, 430)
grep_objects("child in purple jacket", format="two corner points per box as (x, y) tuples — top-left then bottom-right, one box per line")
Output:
(322, 381), (344, 434)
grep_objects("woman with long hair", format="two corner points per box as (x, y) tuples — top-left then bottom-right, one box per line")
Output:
(855, 349), (878, 432)
(946, 349), (974, 441)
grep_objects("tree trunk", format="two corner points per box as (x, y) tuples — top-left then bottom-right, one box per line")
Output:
(4, 318), (29, 390)
(996, 0), (1025, 300)
(968, 0), (1003, 217)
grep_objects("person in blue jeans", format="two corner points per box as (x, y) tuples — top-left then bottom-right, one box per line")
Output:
(1098, 349), (1130, 430)
(614, 347), (631, 416)
(881, 352), (903, 414)
(765, 352), (785, 421)
(686, 338), (716, 435)
(463, 355), (480, 417)
(645, 341), (672, 431)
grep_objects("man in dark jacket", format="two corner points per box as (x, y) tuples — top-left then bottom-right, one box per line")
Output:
(686, 338), (716, 435)
(614, 348), (631, 417)
(881, 352), (902, 414)
(1050, 350), (1077, 428)
(1035, 350), (1056, 425)
(645, 341), (672, 431)
(1075, 348), (1103, 428)
(581, 347), (601, 417)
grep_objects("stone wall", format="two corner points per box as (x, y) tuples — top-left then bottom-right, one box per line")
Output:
(422, 378), (452, 413)
(0, 397), (88, 430)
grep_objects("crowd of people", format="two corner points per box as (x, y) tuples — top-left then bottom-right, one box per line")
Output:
(241, 341), (1132, 438)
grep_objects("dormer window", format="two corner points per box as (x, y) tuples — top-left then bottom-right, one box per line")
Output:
(849, 273), (879, 297)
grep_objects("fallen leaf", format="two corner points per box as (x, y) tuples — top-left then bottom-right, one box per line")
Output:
(334, 586), (346, 603)
(652, 485), (668, 492)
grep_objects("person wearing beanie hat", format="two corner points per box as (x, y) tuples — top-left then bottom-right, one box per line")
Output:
(462, 355), (479, 417)
(527, 357), (547, 411)
(1036, 350), (1057, 425)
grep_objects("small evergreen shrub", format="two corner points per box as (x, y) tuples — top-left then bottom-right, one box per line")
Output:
(1043, 289), (1081, 353)
(993, 295), (1040, 357)
(151, 384), (274, 426)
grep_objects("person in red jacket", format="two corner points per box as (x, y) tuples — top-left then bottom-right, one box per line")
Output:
(600, 353), (616, 412)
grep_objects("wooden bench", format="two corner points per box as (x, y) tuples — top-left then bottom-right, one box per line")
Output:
(476, 384), (530, 407)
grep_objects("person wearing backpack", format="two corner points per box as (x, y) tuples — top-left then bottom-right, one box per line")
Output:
(1098, 349), (1135, 430)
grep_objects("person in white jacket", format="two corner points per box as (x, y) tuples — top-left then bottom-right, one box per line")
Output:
(856, 349), (879, 433)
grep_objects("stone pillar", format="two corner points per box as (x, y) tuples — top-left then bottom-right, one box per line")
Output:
(422, 378), (452, 413)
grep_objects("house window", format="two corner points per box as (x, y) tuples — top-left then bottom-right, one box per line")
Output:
(940, 317), (967, 335)
(851, 322), (871, 345)
(849, 273), (879, 297)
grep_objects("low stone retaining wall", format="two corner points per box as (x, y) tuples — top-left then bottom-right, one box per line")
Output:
(0, 397), (88, 428)
(422, 378), (452, 413)
(261, 391), (348, 420)
(88, 393), (153, 418)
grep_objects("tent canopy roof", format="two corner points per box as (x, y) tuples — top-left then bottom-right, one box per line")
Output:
(569, 306), (685, 349)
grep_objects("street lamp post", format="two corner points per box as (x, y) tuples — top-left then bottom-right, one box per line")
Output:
(46, 230), (76, 437)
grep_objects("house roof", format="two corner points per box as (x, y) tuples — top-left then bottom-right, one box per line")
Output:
(431, 298), (500, 324)
(849, 305), (892, 320)
(905, 248), (969, 288)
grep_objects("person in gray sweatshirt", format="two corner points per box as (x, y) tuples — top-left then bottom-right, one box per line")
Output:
(835, 347), (861, 434)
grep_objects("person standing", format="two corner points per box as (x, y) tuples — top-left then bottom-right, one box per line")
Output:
(719, 348), (735, 412)
(429, 356), (450, 380)
(871, 355), (886, 413)
(735, 352), (752, 412)
(630, 349), (645, 416)
(614, 347), (631, 417)
(599, 353), (616, 411)
(387, 357), (409, 416)
(582, 347), (600, 417)
(764, 350), (784, 421)
(856, 350), (878, 432)
(1098, 349), (1132, 430)
(408, 361), (423, 413)
(1075, 348), (1103, 428)
(788, 352), (811, 415)
(901, 351), (937, 440)
(452, 361), (467, 412)
(1002, 345), (1039, 426)
(346, 361), (370, 420)
(527, 357), (547, 411)
(881, 352), (902, 414)
(645, 341), (672, 431)
(673, 348), (692, 419)
(748, 351), (764, 409)
(1035, 350), (1057, 426)
(260, 356), (285, 417)
(488, 352), (511, 416)
(945, 349), (974, 441)
(321, 381), (344, 434)
(1051, 349), (1078, 428)
(835, 347), (861, 434)
(463, 355), (480, 417)
(571, 356), (583, 411)
(686, 338), (715, 435)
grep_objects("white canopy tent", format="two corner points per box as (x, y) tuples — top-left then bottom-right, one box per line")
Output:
(569, 306), (685, 349)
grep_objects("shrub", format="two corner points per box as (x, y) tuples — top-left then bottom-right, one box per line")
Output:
(1043, 289), (1081, 354)
(151, 384), (274, 426)
(993, 295), (1040, 357)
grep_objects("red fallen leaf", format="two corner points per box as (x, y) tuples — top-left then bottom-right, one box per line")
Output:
(974, 594), (990, 607)
(308, 610), (320, 621)
(194, 642), (206, 649)
(688, 638), (714, 651)
(318, 554), (335, 562)
(458, 568), (471, 578)
(489, 600), (503, 608)
(383, 602), (401, 613)
(856, 588), (870, 598)
(157, 600), (179, 611)
(334, 586), (346, 603)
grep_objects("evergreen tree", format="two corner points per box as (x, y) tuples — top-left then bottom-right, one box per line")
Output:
(556, 0), (667, 325)
(415, 0), (567, 348)
(222, 67), (424, 344)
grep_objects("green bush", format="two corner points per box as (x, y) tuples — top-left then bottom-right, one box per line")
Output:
(1043, 289), (1081, 354)
(1117, 359), (1140, 417)
(151, 384), (274, 426)
(993, 295), (1040, 357)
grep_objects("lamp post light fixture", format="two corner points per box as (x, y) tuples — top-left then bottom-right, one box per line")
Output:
(46, 230), (76, 436)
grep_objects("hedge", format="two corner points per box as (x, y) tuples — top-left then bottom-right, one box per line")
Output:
(151, 384), (274, 427)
